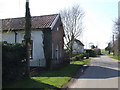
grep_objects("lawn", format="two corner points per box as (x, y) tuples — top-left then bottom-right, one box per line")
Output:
(3, 59), (90, 88)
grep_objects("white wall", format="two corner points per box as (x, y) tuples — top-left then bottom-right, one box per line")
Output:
(2, 31), (15, 43)
(30, 30), (46, 67)
(72, 41), (84, 54)
(2, 30), (46, 67)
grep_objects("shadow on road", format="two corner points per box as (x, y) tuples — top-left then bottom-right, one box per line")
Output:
(75, 65), (120, 79)
(34, 63), (119, 80)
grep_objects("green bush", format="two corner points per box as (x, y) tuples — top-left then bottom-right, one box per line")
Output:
(2, 42), (26, 85)
(70, 56), (76, 61)
(76, 54), (84, 60)
(85, 49), (101, 57)
(94, 49), (101, 55)
(70, 54), (85, 61)
(85, 49), (96, 57)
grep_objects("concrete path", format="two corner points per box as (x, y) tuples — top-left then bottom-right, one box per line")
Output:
(69, 55), (119, 88)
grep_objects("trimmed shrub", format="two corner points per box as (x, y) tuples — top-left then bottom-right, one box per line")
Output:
(85, 49), (101, 57)
(85, 49), (96, 57)
(2, 42), (26, 85)
(94, 49), (101, 55)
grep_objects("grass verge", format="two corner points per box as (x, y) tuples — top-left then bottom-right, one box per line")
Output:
(3, 59), (90, 88)
(111, 56), (120, 60)
(101, 50), (120, 60)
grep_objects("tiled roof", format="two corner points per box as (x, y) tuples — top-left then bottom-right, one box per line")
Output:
(2, 14), (58, 30)
(74, 39), (84, 46)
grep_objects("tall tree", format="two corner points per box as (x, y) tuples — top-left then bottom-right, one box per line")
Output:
(24, 0), (31, 77)
(105, 42), (112, 54)
(91, 45), (96, 49)
(113, 18), (120, 56)
(60, 5), (84, 55)
(117, 18), (120, 57)
(118, 24), (120, 57)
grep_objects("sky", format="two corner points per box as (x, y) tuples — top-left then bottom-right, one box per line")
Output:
(0, 0), (119, 49)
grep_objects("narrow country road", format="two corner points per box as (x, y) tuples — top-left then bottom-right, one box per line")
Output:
(69, 55), (119, 88)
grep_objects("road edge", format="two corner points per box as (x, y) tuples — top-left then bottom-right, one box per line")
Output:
(62, 58), (91, 88)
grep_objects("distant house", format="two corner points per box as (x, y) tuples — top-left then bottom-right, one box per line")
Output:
(72, 39), (84, 54)
(2, 14), (65, 68)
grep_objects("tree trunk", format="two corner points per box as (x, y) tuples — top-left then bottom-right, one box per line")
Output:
(118, 34), (120, 57)
(24, 0), (31, 78)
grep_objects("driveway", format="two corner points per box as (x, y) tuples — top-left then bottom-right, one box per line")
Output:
(68, 55), (119, 88)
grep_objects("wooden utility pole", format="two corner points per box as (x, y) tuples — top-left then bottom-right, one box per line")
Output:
(24, 0), (31, 77)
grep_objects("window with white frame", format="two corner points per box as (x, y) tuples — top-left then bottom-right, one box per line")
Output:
(56, 44), (59, 60)
(60, 45), (62, 58)
(60, 41), (62, 58)
(52, 43), (54, 59)
(57, 27), (59, 31)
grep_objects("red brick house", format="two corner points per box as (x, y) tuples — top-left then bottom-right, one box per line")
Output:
(2, 14), (65, 68)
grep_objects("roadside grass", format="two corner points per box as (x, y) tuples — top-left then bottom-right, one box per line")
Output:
(4, 59), (90, 88)
(106, 53), (120, 61)
(111, 56), (120, 60)
(101, 50), (120, 60)
(101, 50), (113, 56)
(101, 50), (109, 55)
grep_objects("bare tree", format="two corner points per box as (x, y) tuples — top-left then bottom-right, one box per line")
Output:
(113, 18), (120, 56)
(117, 18), (120, 57)
(60, 5), (84, 55)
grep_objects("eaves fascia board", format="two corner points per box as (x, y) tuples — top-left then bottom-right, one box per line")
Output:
(50, 14), (59, 30)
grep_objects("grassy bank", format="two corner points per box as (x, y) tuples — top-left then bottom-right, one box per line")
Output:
(4, 59), (90, 88)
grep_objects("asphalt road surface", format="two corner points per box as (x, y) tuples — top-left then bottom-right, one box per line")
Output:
(69, 55), (119, 88)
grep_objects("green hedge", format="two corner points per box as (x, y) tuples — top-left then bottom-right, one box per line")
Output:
(2, 42), (26, 85)
(70, 54), (84, 61)
(94, 49), (101, 55)
(85, 49), (96, 57)
(85, 49), (101, 57)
